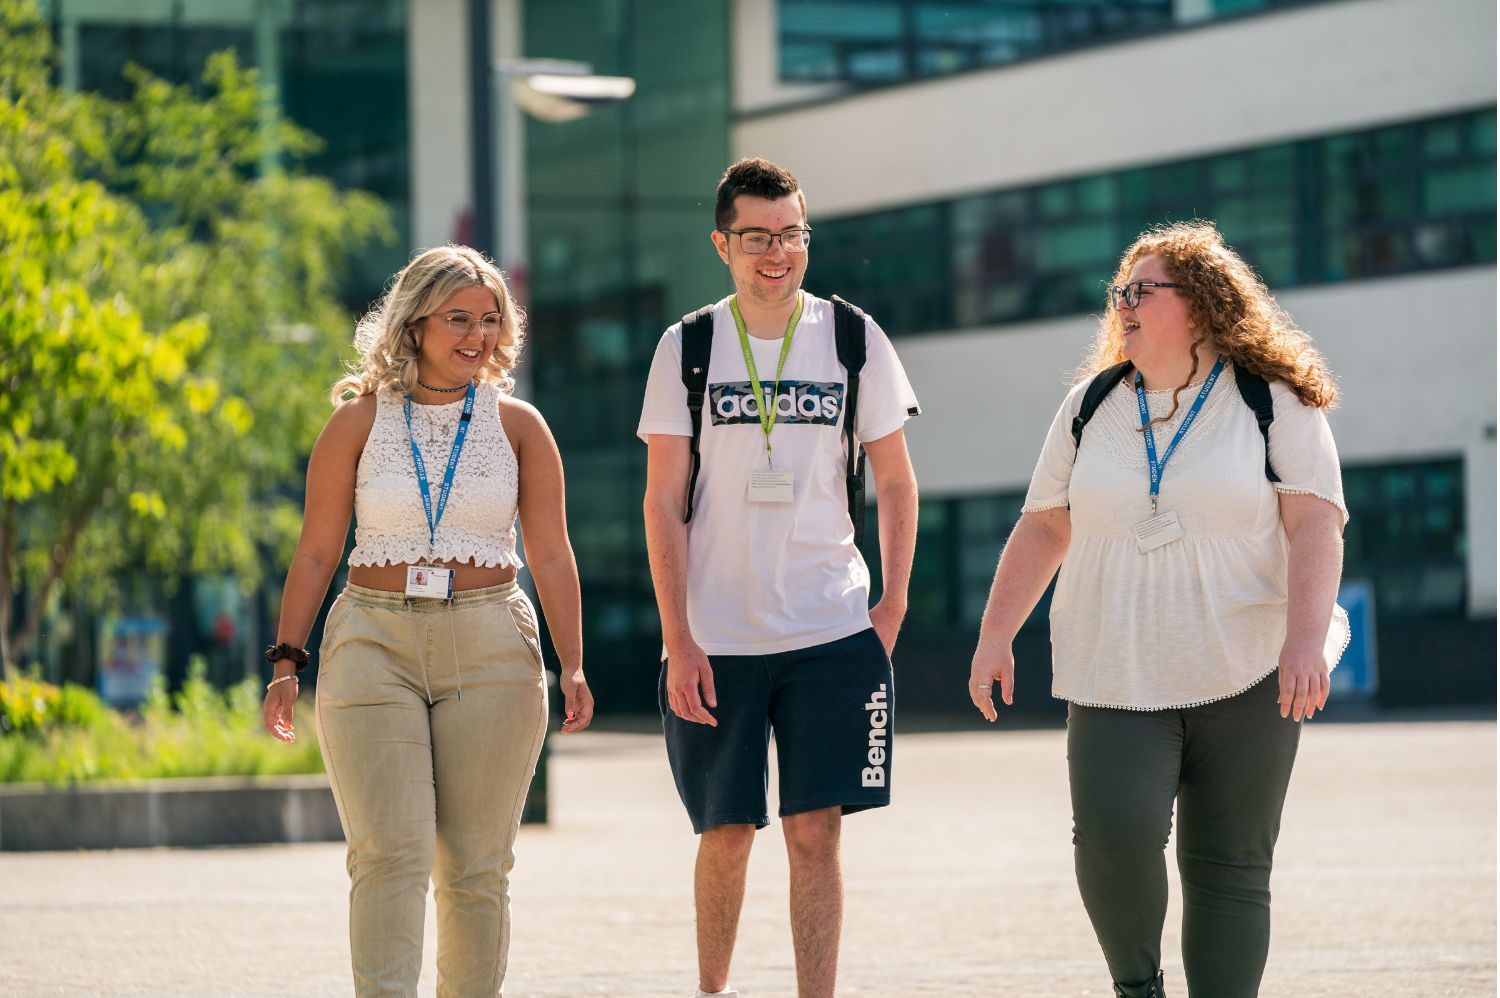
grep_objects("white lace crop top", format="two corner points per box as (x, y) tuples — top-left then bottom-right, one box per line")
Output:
(348, 381), (522, 569)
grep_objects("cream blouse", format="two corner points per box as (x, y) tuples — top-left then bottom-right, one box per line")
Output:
(1023, 370), (1350, 710)
(347, 381), (522, 570)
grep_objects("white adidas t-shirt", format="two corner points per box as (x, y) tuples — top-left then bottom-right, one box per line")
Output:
(637, 292), (920, 656)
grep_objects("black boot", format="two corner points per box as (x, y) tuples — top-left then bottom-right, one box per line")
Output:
(1113, 971), (1166, 998)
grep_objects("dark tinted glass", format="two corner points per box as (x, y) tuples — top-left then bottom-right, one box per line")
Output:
(806, 109), (1497, 334)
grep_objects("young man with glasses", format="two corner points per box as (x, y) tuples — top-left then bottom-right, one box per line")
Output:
(639, 157), (921, 998)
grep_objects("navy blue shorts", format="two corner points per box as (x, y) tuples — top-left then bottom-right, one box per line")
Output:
(658, 628), (894, 834)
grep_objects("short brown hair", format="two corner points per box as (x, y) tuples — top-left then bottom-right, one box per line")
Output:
(715, 157), (806, 230)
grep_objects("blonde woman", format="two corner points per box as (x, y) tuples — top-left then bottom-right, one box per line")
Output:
(261, 244), (593, 996)
(969, 222), (1346, 997)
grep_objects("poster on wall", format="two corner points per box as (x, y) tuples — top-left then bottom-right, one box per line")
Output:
(1331, 580), (1377, 697)
(98, 615), (166, 706)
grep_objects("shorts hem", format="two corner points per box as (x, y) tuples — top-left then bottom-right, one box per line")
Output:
(778, 794), (890, 819)
(692, 813), (770, 835)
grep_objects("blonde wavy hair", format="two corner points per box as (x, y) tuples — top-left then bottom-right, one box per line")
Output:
(1080, 221), (1337, 421)
(331, 244), (525, 404)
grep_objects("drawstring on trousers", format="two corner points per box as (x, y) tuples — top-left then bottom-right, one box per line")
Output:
(403, 597), (463, 704)
(447, 599), (463, 701)
(404, 598), (435, 706)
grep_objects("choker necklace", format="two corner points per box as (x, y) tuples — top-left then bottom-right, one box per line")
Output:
(416, 378), (470, 394)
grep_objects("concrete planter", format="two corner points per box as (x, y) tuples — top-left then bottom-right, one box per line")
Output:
(1, 738), (549, 851)
(0, 774), (344, 851)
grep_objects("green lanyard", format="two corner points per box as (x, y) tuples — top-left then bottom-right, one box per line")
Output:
(730, 291), (804, 467)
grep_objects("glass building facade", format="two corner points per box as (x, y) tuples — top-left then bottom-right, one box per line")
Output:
(34, 0), (408, 688)
(891, 457), (1470, 637)
(780, 0), (1336, 85)
(519, 0), (1491, 709)
(49, 0), (410, 306)
(804, 108), (1498, 335)
(524, 0), (730, 710)
(876, 454), (1476, 712)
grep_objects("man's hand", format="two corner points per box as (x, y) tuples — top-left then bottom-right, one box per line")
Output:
(868, 595), (906, 658)
(665, 639), (718, 726)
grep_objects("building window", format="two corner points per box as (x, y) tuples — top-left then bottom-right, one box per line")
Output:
(806, 109), (1498, 334)
(780, 0), (1330, 86)
(892, 457), (1470, 636)
(865, 490), (1038, 632)
(1342, 458), (1467, 618)
(59, 0), (410, 307)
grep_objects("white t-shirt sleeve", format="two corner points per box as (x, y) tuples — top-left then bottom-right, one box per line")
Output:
(854, 316), (921, 443)
(637, 324), (693, 441)
(1267, 381), (1347, 525)
(1022, 381), (1088, 513)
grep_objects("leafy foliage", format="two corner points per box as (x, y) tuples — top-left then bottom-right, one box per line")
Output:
(0, 0), (393, 670)
(0, 663), (323, 783)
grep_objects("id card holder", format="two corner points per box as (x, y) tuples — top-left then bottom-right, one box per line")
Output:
(747, 469), (794, 503)
(405, 565), (455, 599)
(1133, 511), (1184, 553)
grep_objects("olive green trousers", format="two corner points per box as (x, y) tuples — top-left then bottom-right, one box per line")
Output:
(1067, 673), (1301, 997)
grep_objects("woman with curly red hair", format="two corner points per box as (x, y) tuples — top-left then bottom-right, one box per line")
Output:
(969, 222), (1348, 997)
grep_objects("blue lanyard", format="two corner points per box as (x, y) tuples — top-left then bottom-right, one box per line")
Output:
(403, 381), (476, 555)
(1135, 358), (1225, 515)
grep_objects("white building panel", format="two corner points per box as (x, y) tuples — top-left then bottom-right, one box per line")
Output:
(408, 0), (472, 251)
(734, 0), (1497, 218)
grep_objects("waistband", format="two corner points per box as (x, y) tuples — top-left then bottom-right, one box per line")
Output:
(340, 580), (523, 610)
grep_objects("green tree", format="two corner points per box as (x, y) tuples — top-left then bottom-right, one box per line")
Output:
(0, 0), (392, 674)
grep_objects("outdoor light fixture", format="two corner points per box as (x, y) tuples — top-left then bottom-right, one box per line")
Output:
(489, 56), (638, 269)
(511, 71), (637, 123)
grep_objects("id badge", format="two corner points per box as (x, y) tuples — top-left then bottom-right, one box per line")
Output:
(405, 565), (454, 599)
(747, 469), (794, 503)
(1133, 510), (1184, 553)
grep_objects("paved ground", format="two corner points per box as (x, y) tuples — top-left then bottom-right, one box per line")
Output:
(0, 715), (1493, 997)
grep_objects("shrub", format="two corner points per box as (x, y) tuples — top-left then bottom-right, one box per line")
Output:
(0, 662), (323, 785)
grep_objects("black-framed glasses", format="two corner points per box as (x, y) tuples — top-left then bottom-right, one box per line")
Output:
(425, 311), (502, 337)
(718, 227), (812, 254)
(1109, 281), (1182, 309)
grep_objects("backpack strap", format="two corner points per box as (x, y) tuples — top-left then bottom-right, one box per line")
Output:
(1069, 358), (1280, 483)
(1071, 359), (1134, 449)
(679, 305), (716, 523)
(831, 295), (869, 547)
(1232, 363), (1280, 483)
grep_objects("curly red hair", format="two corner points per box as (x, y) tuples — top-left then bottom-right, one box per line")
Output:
(1080, 221), (1338, 411)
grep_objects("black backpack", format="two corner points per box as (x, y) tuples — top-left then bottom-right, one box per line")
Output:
(1069, 359), (1281, 482)
(679, 295), (870, 545)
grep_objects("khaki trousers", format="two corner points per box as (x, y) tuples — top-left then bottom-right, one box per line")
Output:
(316, 581), (548, 998)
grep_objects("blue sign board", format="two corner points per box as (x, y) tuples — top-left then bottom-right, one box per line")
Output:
(1331, 580), (1377, 697)
(98, 615), (166, 707)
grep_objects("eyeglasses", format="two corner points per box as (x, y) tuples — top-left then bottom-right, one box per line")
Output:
(426, 311), (502, 337)
(1109, 281), (1182, 309)
(718, 227), (812, 255)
